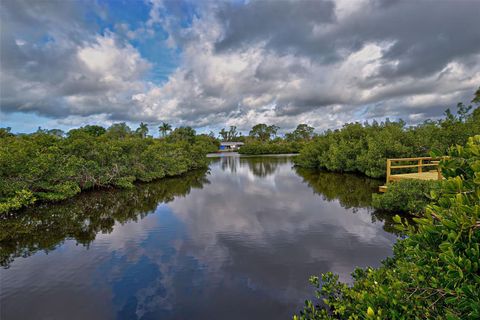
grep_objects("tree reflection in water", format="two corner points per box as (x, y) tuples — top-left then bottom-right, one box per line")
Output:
(0, 170), (209, 268)
(294, 168), (381, 209)
(212, 155), (289, 177)
(294, 167), (413, 234)
(1, 156), (408, 269)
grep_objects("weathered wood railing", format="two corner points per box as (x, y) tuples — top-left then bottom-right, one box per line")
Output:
(386, 157), (443, 183)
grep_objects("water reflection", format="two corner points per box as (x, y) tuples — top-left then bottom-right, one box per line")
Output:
(294, 168), (412, 234)
(294, 168), (381, 209)
(0, 170), (209, 268)
(1, 156), (398, 320)
(212, 154), (289, 177)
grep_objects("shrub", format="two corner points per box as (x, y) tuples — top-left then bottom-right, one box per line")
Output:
(294, 102), (479, 178)
(0, 126), (213, 214)
(238, 141), (302, 155)
(0, 190), (36, 215)
(294, 135), (480, 320)
(372, 179), (441, 214)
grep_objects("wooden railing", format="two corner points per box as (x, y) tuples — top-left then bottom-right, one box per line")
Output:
(386, 157), (443, 183)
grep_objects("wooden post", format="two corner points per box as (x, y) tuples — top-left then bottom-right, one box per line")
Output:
(418, 159), (423, 173)
(386, 159), (391, 183)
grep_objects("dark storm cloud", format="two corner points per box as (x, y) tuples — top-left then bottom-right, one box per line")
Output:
(0, 0), (91, 41)
(216, 0), (480, 80)
(203, 0), (480, 126)
(215, 0), (338, 62)
(352, 1), (480, 80)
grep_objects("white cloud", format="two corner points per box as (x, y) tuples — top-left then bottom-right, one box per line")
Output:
(78, 34), (150, 80)
(1, 0), (479, 132)
(122, 0), (479, 131)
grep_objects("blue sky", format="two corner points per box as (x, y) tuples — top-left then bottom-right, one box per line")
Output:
(93, 0), (190, 83)
(1, 0), (479, 135)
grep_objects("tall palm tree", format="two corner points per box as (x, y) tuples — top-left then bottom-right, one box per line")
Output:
(136, 122), (149, 138)
(159, 122), (172, 137)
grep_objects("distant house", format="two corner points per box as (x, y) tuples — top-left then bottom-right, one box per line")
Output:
(219, 141), (244, 151)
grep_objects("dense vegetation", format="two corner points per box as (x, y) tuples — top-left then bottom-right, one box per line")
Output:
(238, 124), (315, 154)
(372, 179), (442, 214)
(0, 123), (218, 214)
(294, 92), (480, 178)
(238, 140), (302, 154)
(233, 91), (479, 158)
(295, 135), (480, 319)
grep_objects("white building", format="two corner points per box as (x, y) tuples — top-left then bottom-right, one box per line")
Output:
(219, 141), (245, 151)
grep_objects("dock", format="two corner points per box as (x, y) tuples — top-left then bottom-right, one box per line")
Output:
(379, 157), (443, 192)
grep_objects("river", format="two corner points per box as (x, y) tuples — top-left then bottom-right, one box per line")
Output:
(0, 154), (398, 320)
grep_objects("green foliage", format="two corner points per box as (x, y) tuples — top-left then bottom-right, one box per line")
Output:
(249, 123), (280, 141)
(0, 127), (14, 138)
(285, 124), (316, 141)
(159, 122), (172, 137)
(295, 101), (479, 178)
(67, 125), (106, 138)
(167, 126), (196, 144)
(372, 179), (442, 214)
(295, 135), (480, 320)
(105, 122), (132, 139)
(194, 134), (221, 153)
(0, 123), (212, 214)
(239, 123), (314, 155)
(0, 190), (36, 215)
(135, 122), (149, 138)
(472, 87), (480, 105)
(238, 141), (302, 155)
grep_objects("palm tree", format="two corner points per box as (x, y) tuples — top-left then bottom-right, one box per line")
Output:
(159, 122), (172, 137)
(136, 122), (149, 138)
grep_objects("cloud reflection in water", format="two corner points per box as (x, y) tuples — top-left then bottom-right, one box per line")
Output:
(0, 155), (397, 320)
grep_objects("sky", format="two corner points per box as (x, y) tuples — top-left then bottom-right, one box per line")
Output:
(1, 0), (479, 135)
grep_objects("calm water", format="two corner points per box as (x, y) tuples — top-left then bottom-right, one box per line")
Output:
(0, 155), (398, 320)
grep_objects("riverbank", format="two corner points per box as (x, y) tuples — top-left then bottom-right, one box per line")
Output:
(0, 129), (217, 214)
(207, 152), (299, 158)
(293, 105), (479, 179)
(238, 141), (303, 155)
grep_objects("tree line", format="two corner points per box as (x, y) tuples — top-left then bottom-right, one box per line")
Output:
(229, 123), (315, 154)
(0, 123), (219, 214)
(224, 93), (479, 159)
(237, 102), (479, 157)
(294, 91), (480, 178)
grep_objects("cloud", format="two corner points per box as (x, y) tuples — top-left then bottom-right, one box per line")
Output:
(0, 0), (152, 120)
(126, 0), (480, 130)
(1, 0), (479, 132)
